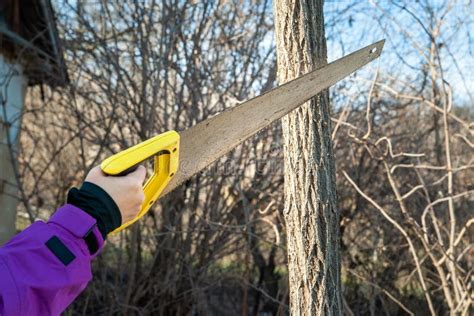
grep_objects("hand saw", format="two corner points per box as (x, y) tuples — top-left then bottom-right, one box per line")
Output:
(101, 40), (384, 233)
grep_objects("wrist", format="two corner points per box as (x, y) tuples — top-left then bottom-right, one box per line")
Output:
(67, 182), (122, 239)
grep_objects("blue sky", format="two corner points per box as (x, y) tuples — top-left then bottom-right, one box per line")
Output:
(323, 0), (473, 107)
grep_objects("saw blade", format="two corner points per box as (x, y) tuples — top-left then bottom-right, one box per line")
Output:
(162, 40), (385, 196)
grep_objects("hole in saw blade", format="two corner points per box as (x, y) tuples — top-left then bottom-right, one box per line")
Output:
(369, 47), (377, 54)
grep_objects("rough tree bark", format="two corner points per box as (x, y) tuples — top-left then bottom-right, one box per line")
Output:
(273, 0), (342, 315)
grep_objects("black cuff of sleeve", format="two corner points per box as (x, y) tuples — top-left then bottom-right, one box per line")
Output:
(67, 182), (122, 239)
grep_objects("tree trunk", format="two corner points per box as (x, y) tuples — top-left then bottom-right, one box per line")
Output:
(273, 1), (342, 315)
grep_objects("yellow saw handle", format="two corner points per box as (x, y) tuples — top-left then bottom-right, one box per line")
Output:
(100, 131), (180, 234)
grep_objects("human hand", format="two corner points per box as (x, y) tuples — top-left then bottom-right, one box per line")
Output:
(84, 165), (147, 224)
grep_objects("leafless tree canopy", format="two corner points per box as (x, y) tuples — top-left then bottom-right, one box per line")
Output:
(3, 0), (471, 315)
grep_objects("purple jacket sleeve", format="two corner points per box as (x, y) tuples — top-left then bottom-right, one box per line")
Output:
(0, 204), (104, 316)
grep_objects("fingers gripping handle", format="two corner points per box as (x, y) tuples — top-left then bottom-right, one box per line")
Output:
(100, 131), (180, 233)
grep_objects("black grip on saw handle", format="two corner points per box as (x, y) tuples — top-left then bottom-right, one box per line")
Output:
(114, 165), (139, 177)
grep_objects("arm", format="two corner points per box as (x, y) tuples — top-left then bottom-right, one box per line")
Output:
(0, 205), (103, 315)
(0, 166), (145, 316)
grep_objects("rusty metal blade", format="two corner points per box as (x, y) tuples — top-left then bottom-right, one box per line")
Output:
(162, 40), (385, 195)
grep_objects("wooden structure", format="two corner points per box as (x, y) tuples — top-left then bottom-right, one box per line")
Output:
(0, 0), (68, 245)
